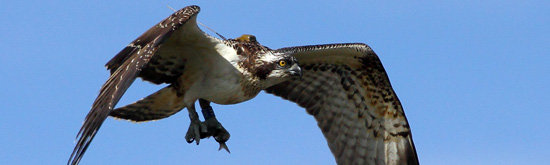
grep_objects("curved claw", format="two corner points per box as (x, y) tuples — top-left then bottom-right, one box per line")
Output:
(185, 120), (202, 145)
(186, 116), (231, 152)
(213, 127), (230, 143)
(218, 142), (230, 153)
(202, 117), (231, 153)
(184, 127), (194, 143)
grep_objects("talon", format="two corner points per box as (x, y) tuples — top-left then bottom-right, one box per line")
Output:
(193, 125), (200, 145)
(218, 142), (230, 153)
(204, 118), (230, 143)
(185, 119), (202, 145)
(185, 126), (195, 143)
(206, 118), (231, 153)
(213, 127), (230, 143)
(197, 99), (231, 152)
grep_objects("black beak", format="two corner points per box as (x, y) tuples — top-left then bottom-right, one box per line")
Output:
(289, 64), (303, 79)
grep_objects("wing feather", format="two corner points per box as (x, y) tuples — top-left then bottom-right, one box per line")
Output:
(266, 43), (419, 165)
(68, 6), (200, 165)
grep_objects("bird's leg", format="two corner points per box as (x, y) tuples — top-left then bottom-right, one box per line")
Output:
(185, 104), (205, 145)
(199, 99), (231, 153)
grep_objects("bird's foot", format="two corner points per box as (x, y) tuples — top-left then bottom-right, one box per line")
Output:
(185, 118), (204, 145)
(203, 117), (231, 153)
(184, 117), (230, 152)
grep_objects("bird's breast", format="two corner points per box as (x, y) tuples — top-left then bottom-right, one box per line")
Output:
(179, 46), (262, 105)
(199, 69), (261, 105)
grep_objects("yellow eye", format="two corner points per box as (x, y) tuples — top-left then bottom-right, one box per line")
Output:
(279, 60), (287, 67)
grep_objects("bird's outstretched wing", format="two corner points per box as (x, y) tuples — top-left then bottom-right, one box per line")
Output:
(68, 6), (205, 165)
(265, 43), (419, 165)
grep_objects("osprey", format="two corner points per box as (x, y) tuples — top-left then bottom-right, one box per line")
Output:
(69, 5), (419, 165)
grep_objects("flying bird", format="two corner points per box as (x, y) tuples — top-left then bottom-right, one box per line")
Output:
(68, 5), (419, 165)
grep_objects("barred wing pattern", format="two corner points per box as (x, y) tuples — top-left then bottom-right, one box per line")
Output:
(68, 6), (200, 165)
(266, 44), (419, 165)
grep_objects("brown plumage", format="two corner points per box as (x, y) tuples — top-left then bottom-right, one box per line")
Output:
(267, 43), (418, 164)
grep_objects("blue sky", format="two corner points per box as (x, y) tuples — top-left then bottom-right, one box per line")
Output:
(1, 0), (548, 164)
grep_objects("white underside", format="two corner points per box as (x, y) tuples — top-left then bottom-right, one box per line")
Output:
(157, 16), (257, 107)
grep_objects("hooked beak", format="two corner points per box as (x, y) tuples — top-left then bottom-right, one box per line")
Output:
(289, 64), (303, 79)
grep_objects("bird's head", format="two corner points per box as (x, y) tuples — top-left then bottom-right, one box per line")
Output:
(234, 34), (302, 87)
